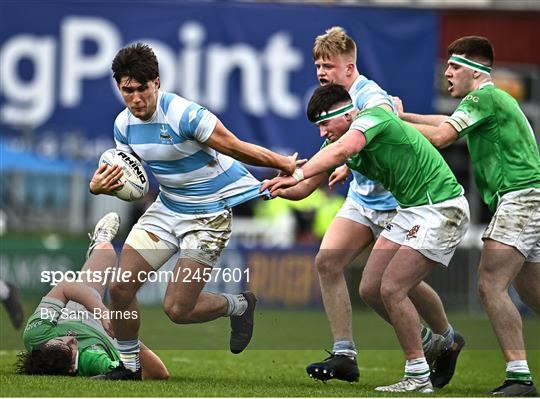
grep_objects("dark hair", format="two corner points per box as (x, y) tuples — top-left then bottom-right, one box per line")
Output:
(111, 43), (159, 84)
(307, 83), (352, 123)
(16, 345), (72, 375)
(447, 36), (494, 66)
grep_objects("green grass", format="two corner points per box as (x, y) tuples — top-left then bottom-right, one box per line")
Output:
(1, 304), (539, 397)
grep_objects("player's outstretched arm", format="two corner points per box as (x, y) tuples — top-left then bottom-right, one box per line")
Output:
(48, 282), (113, 337)
(392, 96), (448, 126)
(392, 96), (459, 148)
(300, 129), (365, 180)
(262, 130), (364, 196)
(270, 173), (327, 201)
(139, 342), (169, 380)
(89, 163), (124, 195)
(410, 122), (459, 149)
(205, 120), (298, 175)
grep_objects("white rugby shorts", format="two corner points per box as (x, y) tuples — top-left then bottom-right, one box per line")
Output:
(483, 187), (540, 262)
(130, 196), (232, 269)
(381, 195), (470, 266)
(335, 196), (396, 240)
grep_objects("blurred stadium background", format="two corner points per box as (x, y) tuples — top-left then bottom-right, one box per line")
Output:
(1, 0), (539, 327)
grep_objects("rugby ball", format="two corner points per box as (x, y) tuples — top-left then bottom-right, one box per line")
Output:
(98, 149), (149, 201)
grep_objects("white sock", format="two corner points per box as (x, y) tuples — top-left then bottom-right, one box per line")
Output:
(405, 357), (430, 380)
(506, 360), (532, 382)
(332, 340), (357, 357)
(117, 339), (140, 372)
(222, 293), (248, 316)
(441, 325), (455, 350)
(0, 280), (10, 300)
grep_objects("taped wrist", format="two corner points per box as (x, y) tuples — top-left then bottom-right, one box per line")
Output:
(292, 168), (304, 182)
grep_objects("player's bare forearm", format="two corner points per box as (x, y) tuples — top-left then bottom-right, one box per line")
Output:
(48, 282), (108, 315)
(229, 141), (293, 174)
(409, 122), (458, 149)
(301, 132), (363, 180)
(205, 121), (295, 174)
(401, 112), (448, 127)
(393, 96), (448, 127)
(276, 173), (325, 200)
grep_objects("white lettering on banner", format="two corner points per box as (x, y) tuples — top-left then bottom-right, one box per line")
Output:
(0, 17), (304, 128)
(61, 16), (121, 107)
(207, 43), (265, 115)
(0, 35), (56, 126)
(179, 22), (204, 103)
(264, 33), (302, 118)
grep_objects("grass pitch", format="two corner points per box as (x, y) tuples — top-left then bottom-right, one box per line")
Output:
(1, 303), (538, 397)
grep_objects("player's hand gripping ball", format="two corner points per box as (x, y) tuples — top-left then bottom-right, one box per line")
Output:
(98, 149), (149, 201)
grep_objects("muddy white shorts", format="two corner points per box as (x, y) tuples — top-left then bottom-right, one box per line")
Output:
(483, 188), (540, 262)
(129, 196), (232, 269)
(381, 195), (470, 266)
(336, 197), (396, 240)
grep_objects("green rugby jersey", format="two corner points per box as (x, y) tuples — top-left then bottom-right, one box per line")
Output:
(446, 83), (540, 212)
(23, 297), (120, 376)
(343, 107), (463, 208)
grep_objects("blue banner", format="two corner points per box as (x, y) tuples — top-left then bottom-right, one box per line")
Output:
(0, 1), (437, 166)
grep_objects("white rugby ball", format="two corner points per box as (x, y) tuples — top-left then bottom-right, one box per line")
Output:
(98, 149), (149, 201)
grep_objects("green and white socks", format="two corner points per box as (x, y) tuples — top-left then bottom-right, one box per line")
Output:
(506, 360), (532, 382)
(421, 325), (434, 353)
(421, 324), (454, 353)
(405, 357), (430, 381)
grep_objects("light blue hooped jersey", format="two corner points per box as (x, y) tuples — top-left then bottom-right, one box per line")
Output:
(114, 91), (262, 214)
(347, 76), (398, 211)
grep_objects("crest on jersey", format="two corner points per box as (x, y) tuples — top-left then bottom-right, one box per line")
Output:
(159, 125), (173, 143)
(406, 225), (420, 240)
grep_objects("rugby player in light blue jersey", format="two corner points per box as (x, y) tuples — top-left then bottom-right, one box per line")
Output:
(274, 27), (462, 386)
(89, 43), (299, 380)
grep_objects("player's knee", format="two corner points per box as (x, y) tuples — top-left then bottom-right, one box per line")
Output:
(109, 281), (137, 308)
(163, 301), (194, 324)
(477, 269), (499, 303)
(315, 252), (342, 276)
(359, 279), (380, 306)
(379, 280), (400, 305)
(477, 276), (494, 304)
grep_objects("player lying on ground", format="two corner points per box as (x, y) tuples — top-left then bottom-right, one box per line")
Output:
(299, 26), (463, 387)
(17, 213), (169, 380)
(394, 35), (539, 398)
(263, 83), (470, 393)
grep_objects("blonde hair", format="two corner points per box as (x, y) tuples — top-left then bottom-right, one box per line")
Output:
(312, 26), (356, 62)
